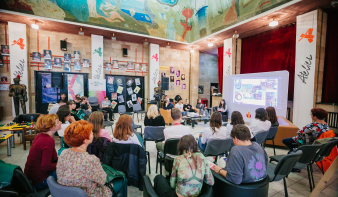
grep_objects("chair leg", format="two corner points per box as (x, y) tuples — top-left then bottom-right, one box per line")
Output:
(148, 153), (151, 174)
(160, 160), (162, 175)
(310, 164), (315, 189)
(156, 152), (159, 173)
(283, 177), (288, 197)
(320, 161), (324, 175)
(273, 139), (276, 156)
(307, 165), (313, 191)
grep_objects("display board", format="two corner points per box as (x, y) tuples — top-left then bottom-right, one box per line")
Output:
(67, 74), (84, 100)
(89, 79), (106, 105)
(42, 73), (57, 103)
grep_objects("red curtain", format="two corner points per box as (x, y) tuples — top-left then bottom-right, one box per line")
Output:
(322, 10), (338, 103)
(241, 25), (296, 101)
(218, 46), (224, 93)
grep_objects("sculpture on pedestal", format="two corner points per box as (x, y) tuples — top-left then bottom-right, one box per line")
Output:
(9, 75), (27, 116)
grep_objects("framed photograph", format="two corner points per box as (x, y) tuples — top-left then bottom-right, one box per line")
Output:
(44, 59), (52, 70)
(119, 63), (127, 70)
(134, 63), (140, 71)
(105, 62), (111, 71)
(176, 80), (180, 86)
(182, 84), (186, 90)
(1, 45), (9, 55)
(176, 70), (180, 77)
(181, 74), (185, 80)
(64, 53), (71, 62)
(170, 76), (174, 82)
(63, 62), (71, 72)
(135, 78), (140, 85)
(170, 67), (175, 74)
(74, 51), (80, 60)
(32, 52), (41, 62)
(74, 61), (81, 71)
(43, 50), (52, 59)
(141, 64), (147, 71)
(127, 61), (134, 69)
(161, 73), (166, 78)
(198, 86), (204, 94)
(112, 60), (119, 68)
(0, 55), (3, 66)
(83, 59), (90, 68)
(54, 58), (62, 67)
(1, 75), (8, 83)
(108, 76), (114, 84)
(170, 83), (174, 91)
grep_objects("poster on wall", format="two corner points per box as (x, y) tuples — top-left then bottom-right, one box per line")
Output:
(43, 50), (51, 59)
(32, 52), (41, 62)
(132, 94), (137, 101)
(176, 70), (180, 77)
(170, 84), (174, 90)
(181, 74), (185, 80)
(127, 78), (133, 86)
(42, 73), (57, 103)
(135, 63), (140, 71)
(198, 86), (204, 94)
(64, 53), (71, 62)
(161, 73), (166, 77)
(83, 59), (90, 68)
(74, 61), (81, 71)
(111, 101), (117, 109)
(0, 55), (3, 66)
(44, 59), (52, 70)
(182, 84), (186, 90)
(127, 61), (134, 69)
(88, 79), (106, 104)
(170, 67), (175, 74)
(119, 63), (127, 70)
(1, 75), (8, 82)
(1, 45), (9, 56)
(91, 35), (103, 79)
(170, 76), (174, 82)
(135, 78), (140, 85)
(108, 76), (114, 84)
(68, 74), (84, 100)
(116, 86), (123, 94)
(112, 60), (119, 68)
(0, 84), (10, 91)
(176, 80), (180, 86)
(127, 87), (133, 95)
(105, 63), (111, 71)
(118, 95), (124, 103)
(54, 58), (61, 67)
(74, 51), (80, 60)
(134, 86), (140, 94)
(63, 62), (71, 72)
(127, 100), (133, 108)
(141, 64), (147, 71)
(111, 93), (117, 100)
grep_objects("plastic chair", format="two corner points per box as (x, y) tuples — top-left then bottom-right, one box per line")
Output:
(267, 150), (303, 197)
(254, 130), (269, 145)
(104, 121), (114, 131)
(0, 168), (50, 197)
(22, 127), (40, 150)
(211, 171), (269, 197)
(133, 103), (146, 122)
(202, 138), (233, 163)
(118, 105), (133, 116)
(270, 144), (323, 191)
(156, 138), (180, 175)
(264, 127), (279, 155)
(144, 126), (165, 174)
(312, 139), (338, 174)
(87, 97), (99, 111)
(47, 176), (87, 197)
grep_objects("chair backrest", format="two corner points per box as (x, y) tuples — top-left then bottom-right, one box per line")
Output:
(266, 127), (278, 140)
(272, 150), (303, 180)
(133, 103), (142, 112)
(14, 113), (41, 123)
(142, 175), (159, 197)
(164, 138), (180, 156)
(296, 144), (323, 164)
(159, 108), (173, 124)
(47, 176), (87, 197)
(87, 137), (111, 162)
(255, 130), (269, 144)
(144, 126), (165, 142)
(118, 105), (127, 113)
(10, 168), (35, 195)
(203, 138), (233, 157)
(313, 139), (338, 162)
(87, 97), (98, 104)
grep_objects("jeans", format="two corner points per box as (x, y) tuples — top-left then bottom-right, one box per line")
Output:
(198, 137), (206, 153)
(282, 137), (297, 152)
(154, 175), (177, 197)
(102, 108), (114, 120)
(33, 170), (57, 191)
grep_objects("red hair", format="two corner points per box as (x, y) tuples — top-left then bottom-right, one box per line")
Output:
(113, 115), (133, 141)
(64, 120), (93, 147)
(311, 108), (328, 120)
(35, 114), (58, 132)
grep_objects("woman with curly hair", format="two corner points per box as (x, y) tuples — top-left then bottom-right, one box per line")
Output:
(113, 115), (143, 147)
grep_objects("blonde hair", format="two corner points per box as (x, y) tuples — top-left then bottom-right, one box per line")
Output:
(147, 105), (159, 119)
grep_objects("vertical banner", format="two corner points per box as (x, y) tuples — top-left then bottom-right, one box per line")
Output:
(8, 22), (29, 116)
(293, 10), (317, 128)
(91, 34), (103, 79)
(149, 43), (159, 99)
(88, 79), (106, 105)
(223, 38), (233, 94)
(67, 74), (84, 100)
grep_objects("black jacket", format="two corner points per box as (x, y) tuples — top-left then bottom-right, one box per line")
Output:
(144, 115), (165, 126)
(102, 142), (147, 191)
(87, 137), (110, 162)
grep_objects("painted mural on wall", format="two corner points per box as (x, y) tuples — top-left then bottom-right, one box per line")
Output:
(1, 0), (291, 43)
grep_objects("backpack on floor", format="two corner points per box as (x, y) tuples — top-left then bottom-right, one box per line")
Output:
(101, 164), (128, 197)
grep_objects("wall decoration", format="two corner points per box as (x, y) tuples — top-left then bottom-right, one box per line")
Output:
(64, 53), (71, 62)
(170, 67), (175, 74)
(1, 75), (8, 83)
(111, 93), (117, 100)
(32, 52), (41, 62)
(1, 45), (9, 55)
(117, 78), (123, 86)
(43, 50), (52, 59)
(135, 78), (140, 85)
(105, 62), (111, 71)
(127, 78), (133, 86)
(74, 51), (80, 60)
(119, 63), (127, 70)
(141, 64), (147, 71)
(170, 83), (174, 90)
(54, 58), (62, 67)
(127, 87), (133, 95)
(176, 80), (180, 86)
(132, 94), (137, 101)
(74, 61), (81, 71)
(170, 76), (174, 82)
(127, 100), (133, 108)
(118, 95), (124, 103)
(134, 86), (140, 94)
(127, 61), (134, 70)
(83, 59), (90, 68)
(198, 86), (204, 94)
(137, 97), (143, 105)
(161, 72), (166, 78)
(0, 55), (3, 67)
(111, 101), (117, 109)
(149, 43), (159, 99)
(68, 74), (84, 100)
(117, 86), (123, 94)
(181, 74), (185, 80)
(108, 76), (114, 84)
(112, 60), (119, 68)
(182, 83), (186, 90)
(44, 59), (52, 70)
(135, 63), (140, 71)
(0, 84), (10, 91)
(89, 79), (106, 105)
(41, 73), (57, 103)
(63, 62), (70, 72)
(176, 70), (180, 77)
(91, 35), (103, 79)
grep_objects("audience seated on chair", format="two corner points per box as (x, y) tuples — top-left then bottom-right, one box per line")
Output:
(101, 96), (114, 121)
(154, 135), (214, 197)
(57, 93), (68, 103)
(183, 99), (196, 112)
(217, 99), (227, 116)
(211, 125), (268, 185)
(56, 107), (75, 137)
(74, 94), (81, 110)
(89, 111), (112, 142)
(113, 115), (143, 147)
(57, 120), (112, 196)
(144, 105), (165, 126)
(66, 100), (81, 121)
(198, 112), (229, 152)
(226, 111), (252, 139)
(49, 100), (66, 114)
(249, 108), (271, 139)
(266, 107), (279, 127)
(163, 100), (174, 110)
(24, 114), (60, 191)
(156, 108), (190, 152)
(196, 99), (207, 114)
(282, 108), (330, 152)
(175, 98), (184, 112)
(80, 96), (92, 112)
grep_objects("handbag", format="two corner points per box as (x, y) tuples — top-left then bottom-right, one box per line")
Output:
(101, 164), (127, 197)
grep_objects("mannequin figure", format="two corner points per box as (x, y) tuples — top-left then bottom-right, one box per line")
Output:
(9, 75), (27, 116)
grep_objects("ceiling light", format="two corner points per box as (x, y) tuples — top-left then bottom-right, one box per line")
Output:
(190, 49), (194, 52)
(31, 21), (39, 29)
(269, 17), (278, 27)
(208, 42), (213, 47)
(79, 28), (84, 36)
(144, 39), (149, 45)
(111, 33), (116, 41)
(232, 30), (239, 38)
(166, 42), (171, 48)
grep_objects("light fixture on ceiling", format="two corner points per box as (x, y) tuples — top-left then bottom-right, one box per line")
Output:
(166, 42), (171, 48)
(31, 21), (39, 30)
(144, 39), (149, 45)
(79, 28), (84, 36)
(190, 46), (195, 53)
(207, 40), (214, 47)
(111, 33), (116, 41)
(269, 17), (278, 27)
(232, 30), (239, 38)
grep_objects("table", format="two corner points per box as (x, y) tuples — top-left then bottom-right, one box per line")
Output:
(182, 116), (210, 129)
(0, 134), (14, 156)
(0, 123), (36, 148)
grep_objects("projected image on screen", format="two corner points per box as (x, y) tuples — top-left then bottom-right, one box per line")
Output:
(233, 79), (278, 107)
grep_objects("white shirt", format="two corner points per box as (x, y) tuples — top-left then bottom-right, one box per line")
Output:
(175, 103), (184, 112)
(201, 126), (229, 144)
(58, 121), (70, 137)
(226, 123), (253, 139)
(49, 103), (60, 114)
(249, 118), (271, 136)
(164, 125), (191, 141)
(112, 134), (142, 147)
(218, 104), (227, 112)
